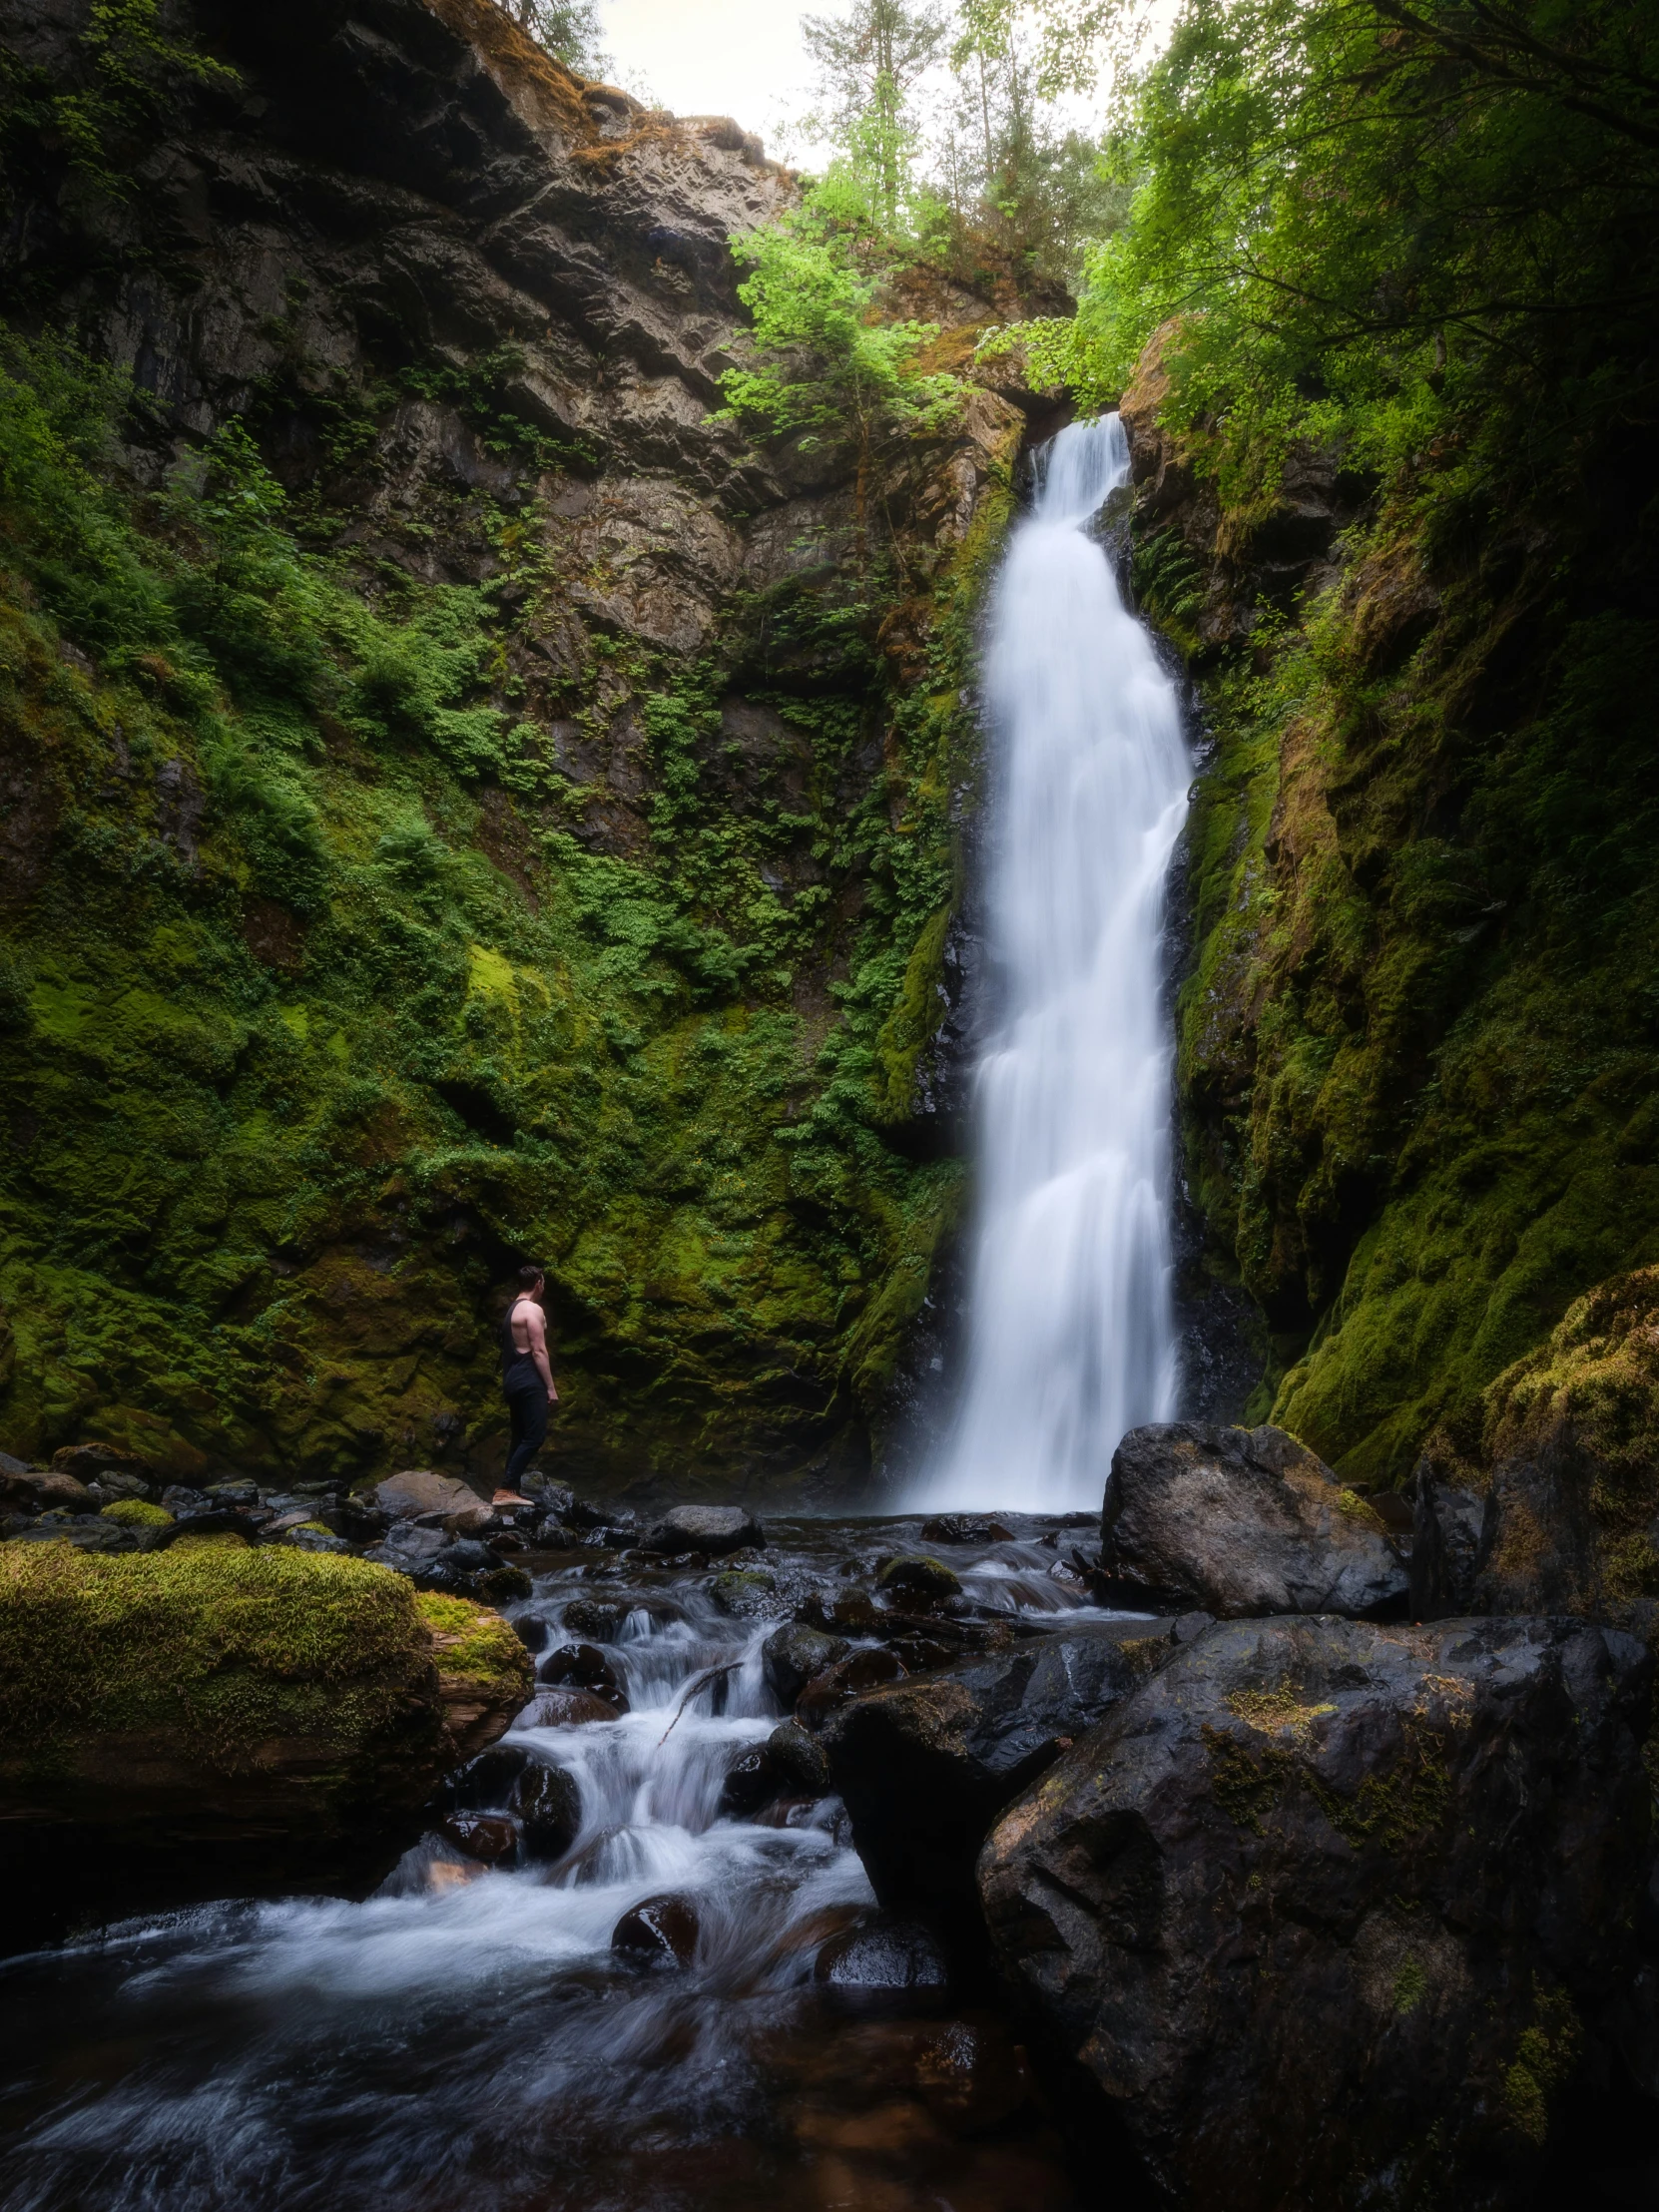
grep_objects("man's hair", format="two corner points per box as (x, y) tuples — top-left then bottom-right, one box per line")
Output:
(515, 1264), (545, 1291)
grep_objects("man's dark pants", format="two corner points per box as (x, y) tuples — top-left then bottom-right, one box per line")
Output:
(504, 1387), (548, 1488)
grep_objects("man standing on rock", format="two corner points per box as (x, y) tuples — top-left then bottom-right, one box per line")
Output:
(502, 1265), (558, 1489)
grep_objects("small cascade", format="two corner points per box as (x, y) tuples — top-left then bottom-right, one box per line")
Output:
(918, 415), (1191, 1513)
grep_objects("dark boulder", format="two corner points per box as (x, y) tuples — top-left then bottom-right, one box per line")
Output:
(979, 1615), (1654, 2212)
(875, 1554), (962, 1604)
(708, 1567), (777, 1616)
(561, 1596), (626, 1643)
(525, 1687), (621, 1727)
(613, 1893), (699, 1967)
(537, 1643), (629, 1712)
(438, 1811), (518, 1865)
(762, 1621), (849, 1708)
(512, 1615), (550, 1654)
(823, 1626), (1159, 1938)
(797, 1587), (881, 1636)
(640, 1504), (765, 1556)
(815, 1916), (950, 2009)
(1101, 1422), (1407, 1618)
(797, 1646), (905, 1730)
(919, 1515), (1015, 1546)
(768, 1718), (830, 1797)
(1410, 1458), (1488, 1619)
(513, 1759), (582, 1860)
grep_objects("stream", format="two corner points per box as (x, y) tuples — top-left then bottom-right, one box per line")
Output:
(0, 1515), (1135, 2212)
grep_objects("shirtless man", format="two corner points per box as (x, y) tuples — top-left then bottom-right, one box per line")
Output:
(501, 1264), (558, 1490)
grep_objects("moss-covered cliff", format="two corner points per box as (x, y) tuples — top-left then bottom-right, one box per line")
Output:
(1127, 343), (1659, 1485)
(0, 0), (1028, 1495)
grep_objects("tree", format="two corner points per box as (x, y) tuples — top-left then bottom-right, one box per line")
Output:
(508, 0), (606, 77)
(803, 0), (949, 226)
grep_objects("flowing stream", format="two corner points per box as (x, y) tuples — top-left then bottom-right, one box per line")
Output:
(0, 1518), (1112, 2212)
(918, 415), (1190, 1513)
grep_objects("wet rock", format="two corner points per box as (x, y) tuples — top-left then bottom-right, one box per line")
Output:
(797, 1588), (881, 1636)
(537, 1641), (628, 1711)
(375, 1469), (485, 1521)
(1101, 1421), (1407, 1618)
(919, 1515), (1014, 1547)
(8, 1513), (136, 1552)
(913, 2018), (1033, 2135)
(159, 1484), (207, 1514)
(1169, 1609), (1215, 1646)
(513, 1759), (582, 1860)
(284, 1524), (353, 1553)
(719, 1742), (783, 1818)
(1410, 1459), (1487, 1619)
(19, 1471), (94, 1514)
(612, 1893), (700, 1967)
(797, 1646), (906, 1730)
(561, 1595), (626, 1643)
(709, 1567), (777, 1617)
(50, 1442), (156, 1491)
(442, 1742), (535, 1809)
(640, 1504), (765, 1556)
(762, 1621), (850, 1708)
(512, 1615), (550, 1653)
(876, 1554), (962, 1604)
(823, 1628), (1155, 1934)
(437, 1811), (518, 1866)
(767, 1719), (831, 1797)
(526, 1687), (622, 1727)
(815, 1916), (950, 2007)
(476, 1564), (533, 1605)
(979, 1615), (1654, 2212)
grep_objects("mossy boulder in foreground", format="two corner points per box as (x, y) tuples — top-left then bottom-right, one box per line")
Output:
(1412, 1267), (1659, 1639)
(0, 1543), (531, 1915)
(980, 1615), (1654, 2211)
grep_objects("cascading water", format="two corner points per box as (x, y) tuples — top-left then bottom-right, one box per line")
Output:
(918, 414), (1190, 1513)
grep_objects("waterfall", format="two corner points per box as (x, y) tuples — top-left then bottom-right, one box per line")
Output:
(917, 414), (1190, 1513)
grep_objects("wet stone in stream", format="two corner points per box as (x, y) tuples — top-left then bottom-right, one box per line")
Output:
(0, 1511), (1141, 2211)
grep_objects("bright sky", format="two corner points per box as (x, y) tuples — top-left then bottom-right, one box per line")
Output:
(595, 0), (843, 150)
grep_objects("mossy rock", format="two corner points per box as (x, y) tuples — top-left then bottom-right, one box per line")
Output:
(98, 1498), (172, 1528)
(0, 1543), (531, 1845)
(1470, 1267), (1659, 1641)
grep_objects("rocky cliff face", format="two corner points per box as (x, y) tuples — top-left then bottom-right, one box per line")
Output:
(0, 0), (1028, 1494)
(1123, 331), (1659, 1486)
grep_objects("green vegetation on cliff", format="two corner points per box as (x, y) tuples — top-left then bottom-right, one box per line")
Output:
(0, 311), (1003, 1489)
(1070, 0), (1659, 1479)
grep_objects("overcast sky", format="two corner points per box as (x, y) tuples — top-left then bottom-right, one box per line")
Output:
(595, 0), (841, 151)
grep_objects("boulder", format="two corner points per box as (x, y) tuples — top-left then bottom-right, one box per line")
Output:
(0, 1547), (532, 1912)
(374, 1469), (485, 1521)
(513, 1758), (582, 1860)
(876, 1554), (962, 1603)
(524, 1687), (621, 1727)
(537, 1641), (628, 1711)
(20, 1471), (95, 1514)
(1410, 1459), (1488, 1618)
(1462, 1269), (1659, 1643)
(762, 1621), (849, 1708)
(979, 1615), (1653, 2211)
(919, 1515), (1015, 1546)
(639, 1504), (765, 1556)
(823, 1626), (1160, 1939)
(50, 1442), (156, 1489)
(613, 1893), (699, 1966)
(438, 1811), (518, 1865)
(708, 1567), (777, 1616)
(815, 1916), (950, 2008)
(1101, 1422), (1406, 1618)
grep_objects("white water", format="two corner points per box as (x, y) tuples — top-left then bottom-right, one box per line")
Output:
(918, 415), (1190, 1513)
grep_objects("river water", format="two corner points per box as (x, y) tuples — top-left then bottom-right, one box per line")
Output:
(0, 1517), (1126, 2212)
(917, 415), (1190, 1514)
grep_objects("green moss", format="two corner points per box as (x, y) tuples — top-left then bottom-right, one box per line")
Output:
(1392, 1956), (1427, 2015)
(0, 316), (1011, 1494)
(98, 1497), (171, 1526)
(1501, 1987), (1580, 2148)
(412, 1588), (530, 1690)
(0, 1542), (437, 1780)
(1204, 1700), (1452, 1850)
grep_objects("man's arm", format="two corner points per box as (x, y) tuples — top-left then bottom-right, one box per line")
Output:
(526, 1304), (557, 1400)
